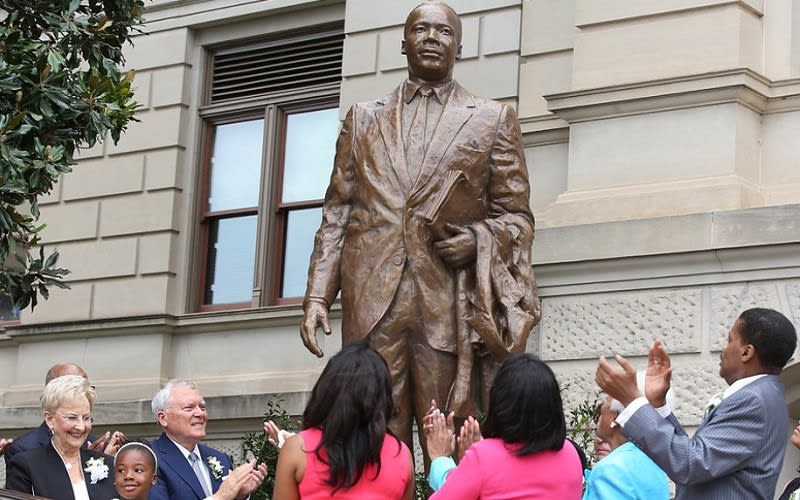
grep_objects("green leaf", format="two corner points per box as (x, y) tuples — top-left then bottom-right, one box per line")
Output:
(43, 250), (59, 269)
(46, 50), (67, 72)
(0, 0), (143, 312)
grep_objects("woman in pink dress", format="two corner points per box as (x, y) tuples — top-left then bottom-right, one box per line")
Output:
(273, 340), (414, 499)
(425, 353), (584, 499)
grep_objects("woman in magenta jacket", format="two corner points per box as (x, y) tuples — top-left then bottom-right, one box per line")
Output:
(425, 353), (583, 499)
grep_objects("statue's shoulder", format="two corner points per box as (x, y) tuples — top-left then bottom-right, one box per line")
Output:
(452, 82), (507, 115)
(349, 85), (402, 114)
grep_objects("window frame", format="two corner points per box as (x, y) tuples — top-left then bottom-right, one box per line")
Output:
(195, 90), (340, 312)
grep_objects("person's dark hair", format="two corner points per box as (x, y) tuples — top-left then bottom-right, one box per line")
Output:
(737, 307), (797, 371)
(302, 340), (399, 491)
(114, 438), (157, 472)
(482, 353), (566, 456)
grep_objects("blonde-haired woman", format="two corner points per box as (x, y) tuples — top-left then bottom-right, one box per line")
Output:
(6, 374), (116, 499)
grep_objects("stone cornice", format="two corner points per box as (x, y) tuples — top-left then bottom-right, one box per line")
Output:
(140, 0), (344, 33)
(575, 0), (764, 29)
(519, 115), (569, 146)
(544, 68), (785, 123)
(0, 303), (340, 343)
(535, 203), (800, 263)
(534, 204), (800, 295)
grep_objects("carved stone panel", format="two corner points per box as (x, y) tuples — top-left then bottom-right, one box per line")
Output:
(539, 289), (701, 360)
(709, 284), (781, 351)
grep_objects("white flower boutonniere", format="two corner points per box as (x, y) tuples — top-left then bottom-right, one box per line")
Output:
(84, 457), (109, 484)
(207, 456), (224, 480)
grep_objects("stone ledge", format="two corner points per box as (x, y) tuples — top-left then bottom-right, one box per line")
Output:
(574, 0), (763, 29)
(2, 302), (343, 340)
(534, 204), (800, 265)
(545, 68), (773, 123)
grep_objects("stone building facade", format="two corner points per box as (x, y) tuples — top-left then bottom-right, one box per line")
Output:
(2, 0), (800, 489)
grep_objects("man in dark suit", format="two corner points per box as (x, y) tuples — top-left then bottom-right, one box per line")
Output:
(149, 379), (266, 500)
(3, 363), (121, 466)
(596, 307), (798, 500)
(301, 1), (539, 458)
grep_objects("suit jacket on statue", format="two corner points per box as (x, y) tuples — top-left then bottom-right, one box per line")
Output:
(5, 442), (116, 499)
(305, 81), (537, 352)
(149, 433), (234, 500)
(622, 375), (789, 500)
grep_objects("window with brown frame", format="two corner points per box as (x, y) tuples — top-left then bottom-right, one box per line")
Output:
(197, 24), (343, 311)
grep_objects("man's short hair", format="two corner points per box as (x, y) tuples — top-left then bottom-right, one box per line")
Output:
(405, 1), (463, 44)
(151, 379), (198, 416)
(738, 307), (797, 370)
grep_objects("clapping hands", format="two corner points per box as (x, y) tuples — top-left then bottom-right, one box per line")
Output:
(87, 430), (127, 456)
(213, 458), (267, 500)
(423, 400), (482, 462)
(264, 420), (295, 449)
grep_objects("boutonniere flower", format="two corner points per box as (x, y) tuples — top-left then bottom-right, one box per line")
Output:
(84, 457), (109, 484)
(207, 456), (224, 480)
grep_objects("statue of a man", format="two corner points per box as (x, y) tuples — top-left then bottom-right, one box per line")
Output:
(301, 0), (540, 458)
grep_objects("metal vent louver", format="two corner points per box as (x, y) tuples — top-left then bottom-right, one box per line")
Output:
(210, 27), (344, 104)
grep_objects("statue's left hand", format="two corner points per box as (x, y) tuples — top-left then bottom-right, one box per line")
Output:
(434, 223), (476, 268)
(301, 301), (331, 358)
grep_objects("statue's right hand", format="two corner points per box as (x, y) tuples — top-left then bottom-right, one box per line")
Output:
(300, 301), (331, 358)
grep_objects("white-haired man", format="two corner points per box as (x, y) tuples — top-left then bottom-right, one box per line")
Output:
(149, 379), (267, 500)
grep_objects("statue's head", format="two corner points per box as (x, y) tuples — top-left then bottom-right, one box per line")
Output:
(401, 1), (462, 85)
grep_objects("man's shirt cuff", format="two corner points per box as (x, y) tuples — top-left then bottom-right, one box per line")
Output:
(614, 396), (671, 427)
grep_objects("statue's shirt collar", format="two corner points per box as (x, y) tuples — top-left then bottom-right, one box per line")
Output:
(403, 79), (454, 105)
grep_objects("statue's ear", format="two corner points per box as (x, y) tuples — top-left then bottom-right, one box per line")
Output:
(401, 39), (407, 55)
(456, 44), (462, 60)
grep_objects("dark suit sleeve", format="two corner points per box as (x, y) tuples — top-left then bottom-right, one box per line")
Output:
(5, 453), (34, 493)
(622, 396), (765, 486)
(149, 438), (171, 500)
(3, 423), (48, 467)
(149, 464), (171, 500)
(220, 451), (233, 470)
(304, 105), (357, 305)
(4, 439), (24, 467)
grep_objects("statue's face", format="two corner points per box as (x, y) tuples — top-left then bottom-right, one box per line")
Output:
(402, 3), (462, 84)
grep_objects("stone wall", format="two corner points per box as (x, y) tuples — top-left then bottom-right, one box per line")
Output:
(2, 0), (800, 491)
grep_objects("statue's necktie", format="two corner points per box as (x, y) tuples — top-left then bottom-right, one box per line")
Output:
(189, 452), (212, 496)
(406, 87), (432, 183)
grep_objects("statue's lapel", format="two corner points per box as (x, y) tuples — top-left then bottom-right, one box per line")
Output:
(411, 84), (474, 195)
(376, 87), (414, 192)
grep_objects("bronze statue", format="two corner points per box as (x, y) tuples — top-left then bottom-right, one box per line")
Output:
(301, 0), (540, 459)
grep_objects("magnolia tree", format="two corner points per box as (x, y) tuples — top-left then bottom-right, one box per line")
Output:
(0, 0), (143, 312)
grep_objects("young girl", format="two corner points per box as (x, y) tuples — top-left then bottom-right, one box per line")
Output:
(114, 441), (158, 500)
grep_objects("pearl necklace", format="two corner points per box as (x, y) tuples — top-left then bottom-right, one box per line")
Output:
(51, 438), (78, 471)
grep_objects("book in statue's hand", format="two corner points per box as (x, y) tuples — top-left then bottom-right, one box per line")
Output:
(423, 170), (486, 241)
